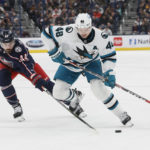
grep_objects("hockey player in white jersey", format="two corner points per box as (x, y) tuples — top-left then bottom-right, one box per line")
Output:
(41, 13), (133, 126)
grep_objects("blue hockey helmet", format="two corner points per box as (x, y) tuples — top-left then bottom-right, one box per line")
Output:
(0, 30), (14, 43)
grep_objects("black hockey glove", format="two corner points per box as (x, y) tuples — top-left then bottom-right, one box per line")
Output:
(31, 74), (54, 93)
(31, 74), (43, 91)
(36, 78), (54, 94)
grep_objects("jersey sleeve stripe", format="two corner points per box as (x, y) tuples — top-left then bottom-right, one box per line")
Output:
(100, 51), (116, 59)
(102, 58), (117, 63)
(49, 26), (59, 48)
(42, 29), (52, 39)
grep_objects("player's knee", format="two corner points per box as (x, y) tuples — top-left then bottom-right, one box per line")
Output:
(90, 79), (111, 101)
(53, 80), (71, 100)
(0, 69), (12, 86)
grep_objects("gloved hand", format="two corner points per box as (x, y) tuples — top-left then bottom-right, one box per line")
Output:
(52, 51), (66, 64)
(31, 74), (44, 91)
(32, 74), (54, 93)
(103, 69), (116, 89)
(49, 47), (67, 64)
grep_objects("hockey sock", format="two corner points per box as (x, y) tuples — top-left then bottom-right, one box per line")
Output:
(62, 89), (75, 106)
(103, 93), (124, 117)
(1, 84), (19, 106)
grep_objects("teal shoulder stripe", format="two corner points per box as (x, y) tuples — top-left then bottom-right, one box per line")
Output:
(49, 26), (59, 47)
(42, 29), (52, 39)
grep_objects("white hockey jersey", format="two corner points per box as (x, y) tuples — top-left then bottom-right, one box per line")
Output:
(41, 24), (116, 73)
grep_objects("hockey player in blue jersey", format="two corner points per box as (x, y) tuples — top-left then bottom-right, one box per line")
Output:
(41, 13), (133, 126)
(0, 29), (54, 122)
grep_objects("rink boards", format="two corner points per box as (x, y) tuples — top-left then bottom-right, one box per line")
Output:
(19, 35), (150, 53)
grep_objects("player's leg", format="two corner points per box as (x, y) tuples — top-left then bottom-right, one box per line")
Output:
(85, 60), (133, 126)
(0, 63), (25, 121)
(53, 65), (86, 117)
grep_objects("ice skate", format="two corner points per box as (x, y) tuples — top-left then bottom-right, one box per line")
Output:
(69, 105), (87, 118)
(69, 89), (87, 118)
(120, 112), (133, 127)
(12, 103), (25, 122)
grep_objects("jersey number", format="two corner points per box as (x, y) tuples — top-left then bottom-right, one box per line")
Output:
(56, 27), (63, 37)
(106, 42), (113, 49)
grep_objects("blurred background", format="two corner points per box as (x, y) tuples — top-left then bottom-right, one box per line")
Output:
(0, 0), (150, 37)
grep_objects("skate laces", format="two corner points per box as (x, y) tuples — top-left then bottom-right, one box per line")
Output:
(73, 88), (84, 102)
(69, 88), (84, 108)
(14, 105), (22, 113)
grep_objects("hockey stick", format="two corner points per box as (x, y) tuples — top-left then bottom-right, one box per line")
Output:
(45, 90), (97, 131)
(66, 60), (150, 104)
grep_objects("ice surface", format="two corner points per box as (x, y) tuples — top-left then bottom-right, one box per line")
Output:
(0, 51), (150, 150)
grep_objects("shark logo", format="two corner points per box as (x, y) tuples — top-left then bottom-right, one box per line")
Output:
(73, 45), (94, 59)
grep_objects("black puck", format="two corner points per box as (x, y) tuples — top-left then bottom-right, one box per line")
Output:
(115, 130), (122, 133)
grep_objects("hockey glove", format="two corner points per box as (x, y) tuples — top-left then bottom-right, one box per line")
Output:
(49, 47), (66, 64)
(36, 79), (54, 93)
(43, 79), (54, 94)
(31, 74), (44, 91)
(31, 74), (54, 92)
(103, 69), (116, 89)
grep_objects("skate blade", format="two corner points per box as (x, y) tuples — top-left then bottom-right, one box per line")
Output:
(79, 112), (87, 118)
(124, 121), (134, 127)
(15, 115), (25, 122)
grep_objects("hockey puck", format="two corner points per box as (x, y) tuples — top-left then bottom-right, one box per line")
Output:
(115, 130), (122, 133)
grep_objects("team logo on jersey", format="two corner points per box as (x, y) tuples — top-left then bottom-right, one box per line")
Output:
(73, 45), (94, 59)
(101, 32), (108, 39)
(66, 27), (73, 33)
(15, 46), (22, 53)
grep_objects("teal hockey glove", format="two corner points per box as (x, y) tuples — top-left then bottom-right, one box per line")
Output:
(48, 47), (66, 64)
(103, 69), (116, 89)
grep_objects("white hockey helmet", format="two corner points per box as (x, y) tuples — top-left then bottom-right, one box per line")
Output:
(75, 13), (92, 29)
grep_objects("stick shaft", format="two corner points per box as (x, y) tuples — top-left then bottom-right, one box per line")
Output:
(67, 60), (150, 103)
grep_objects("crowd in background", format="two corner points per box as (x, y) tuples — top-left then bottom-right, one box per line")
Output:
(132, 0), (150, 34)
(21, 0), (128, 35)
(0, 0), (21, 36)
(0, 0), (149, 37)
(0, 0), (31, 37)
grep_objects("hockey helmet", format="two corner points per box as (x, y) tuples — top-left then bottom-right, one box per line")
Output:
(75, 13), (92, 29)
(0, 30), (14, 43)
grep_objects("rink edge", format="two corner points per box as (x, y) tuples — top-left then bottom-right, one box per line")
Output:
(29, 47), (150, 53)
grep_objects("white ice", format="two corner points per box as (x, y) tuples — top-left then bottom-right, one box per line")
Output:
(0, 51), (150, 150)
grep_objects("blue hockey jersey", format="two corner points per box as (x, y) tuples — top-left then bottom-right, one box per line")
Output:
(0, 39), (36, 78)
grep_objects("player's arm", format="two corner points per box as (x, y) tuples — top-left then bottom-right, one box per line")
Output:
(100, 34), (116, 73)
(41, 25), (67, 64)
(99, 34), (117, 88)
(15, 42), (54, 93)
